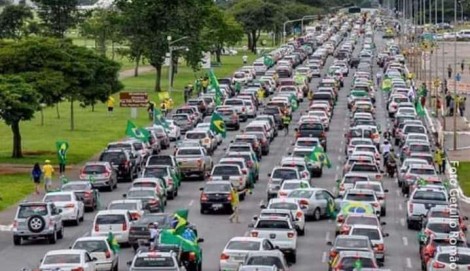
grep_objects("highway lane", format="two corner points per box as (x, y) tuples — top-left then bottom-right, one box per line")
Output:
(0, 33), (426, 271)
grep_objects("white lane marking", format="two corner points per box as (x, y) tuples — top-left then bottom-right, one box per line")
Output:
(335, 165), (339, 171)
(188, 200), (194, 206)
(398, 203), (403, 211)
(400, 218), (405, 227)
(406, 257), (412, 269)
(322, 251), (327, 263)
(325, 231), (330, 241)
(340, 140), (344, 145)
(0, 224), (13, 232)
(332, 187), (337, 194)
(402, 236), (408, 246)
(338, 147), (342, 152)
(396, 189), (400, 196)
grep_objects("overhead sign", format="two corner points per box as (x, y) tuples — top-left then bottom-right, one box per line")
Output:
(201, 52), (211, 69)
(119, 92), (149, 107)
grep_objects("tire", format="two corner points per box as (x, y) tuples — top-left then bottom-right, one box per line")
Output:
(298, 227), (305, 236)
(200, 208), (206, 214)
(48, 230), (57, 244)
(80, 211), (84, 222)
(239, 192), (246, 201)
(168, 190), (175, 200)
(27, 215), (45, 233)
(107, 183), (113, 192)
(113, 262), (118, 271)
(381, 208), (386, 217)
(57, 225), (64, 239)
(290, 251), (297, 263)
(313, 208), (321, 221)
(13, 236), (21, 246)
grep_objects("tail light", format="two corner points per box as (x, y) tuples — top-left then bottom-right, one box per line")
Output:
(372, 202), (379, 208)
(247, 161), (253, 167)
(242, 169), (247, 174)
(103, 170), (111, 177)
(299, 199), (309, 206)
(71, 268), (84, 271)
(337, 215), (344, 223)
(251, 231), (258, 237)
(432, 261), (445, 268)
(124, 160), (130, 169)
(95, 224), (99, 232)
(296, 211), (303, 218)
(378, 196), (385, 200)
(239, 177), (244, 185)
(408, 203), (413, 214)
(12, 220), (17, 230)
(122, 223), (127, 231)
(84, 191), (92, 198)
(168, 178), (174, 186)
(189, 252), (196, 261)
(227, 194), (232, 201)
(320, 132), (325, 138)
(329, 250), (338, 259)
(287, 232), (295, 238)
(79, 170), (86, 179)
(374, 244), (384, 251)
(242, 107), (246, 112)
(279, 191), (288, 197)
(375, 174), (382, 180)
(197, 159), (203, 168)
(148, 199), (158, 206)
(105, 250), (111, 259)
(64, 203), (75, 208)
(200, 193), (208, 202)
(220, 253), (230, 260)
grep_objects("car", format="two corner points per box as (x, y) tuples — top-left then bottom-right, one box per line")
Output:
(422, 205), (469, 232)
(348, 225), (389, 263)
(107, 141), (143, 169)
(340, 188), (381, 217)
(279, 157), (311, 181)
(287, 188), (336, 221)
(336, 173), (370, 197)
(219, 237), (278, 271)
(91, 210), (134, 244)
(72, 236), (119, 271)
(200, 181), (235, 214)
(128, 250), (183, 271)
(402, 164), (440, 195)
(242, 250), (289, 270)
(426, 246), (470, 270)
(419, 217), (464, 245)
(107, 199), (145, 221)
(79, 162), (118, 191)
(336, 212), (386, 236)
(330, 250), (379, 270)
(185, 129), (218, 154)
(277, 179), (310, 198)
(353, 181), (388, 216)
(347, 162), (383, 182)
(398, 158), (429, 187)
(266, 167), (301, 200)
(61, 181), (100, 211)
(175, 147), (213, 180)
(209, 164), (248, 199)
(43, 191), (85, 225)
(420, 234), (468, 269)
(326, 235), (375, 264)
(124, 187), (164, 213)
(39, 249), (98, 271)
(263, 198), (306, 235)
(164, 120), (182, 140)
(12, 201), (64, 245)
(99, 149), (137, 182)
(145, 155), (181, 180)
(128, 212), (172, 249)
(215, 106), (240, 130)
(141, 165), (179, 200)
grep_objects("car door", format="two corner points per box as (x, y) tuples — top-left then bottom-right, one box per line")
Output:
(50, 204), (62, 229)
(75, 194), (84, 218)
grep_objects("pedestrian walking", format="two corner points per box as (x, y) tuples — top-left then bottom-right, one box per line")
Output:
(461, 60), (465, 73)
(448, 64), (453, 79)
(228, 188), (240, 223)
(242, 55), (248, 65)
(446, 92), (452, 109)
(148, 222), (160, 248)
(202, 76), (209, 93)
(282, 114), (291, 136)
(42, 160), (54, 192)
(434, 149), (443, 174)
(460, 97), (466, 117)
(183, 86), (190, 103)
(376, 71), (382, 86)
(439, 147), (446, 174)
(32, 163), (42, 195)
(449, 97), (455, 116)
(106, 96), (115, 115)
(147, 101), (156, 120)
(160, 100), (167, 117)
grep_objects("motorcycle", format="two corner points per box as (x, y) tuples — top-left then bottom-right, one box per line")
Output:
(386, 159), (397, 177)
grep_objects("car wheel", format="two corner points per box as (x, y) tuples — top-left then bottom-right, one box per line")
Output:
(313, 208), (321, 221)
(168, 191), (175, 200)
(239, 192), (245, 201)
(107, 183), (113, 192)
(48, 230), (57, 244)
(13, 236), (21, 246)
(290, 251), (297, 263)
(57, 225), (64, 239)
(381, 208), (386, 217)
(200, 208), (206, 214)
(113, 262), (118, 271)
(27, 215), (45, 233)
(298, 226), (305, 236)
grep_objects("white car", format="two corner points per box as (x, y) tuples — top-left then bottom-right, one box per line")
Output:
(43, 191), (85, 225)
(91, 210), (133, 244)
(196, 123), (223, 145)
(348, 225), (389, 263)
(219, 237), (277, 271)
(277, 179), (311, 198)
(107, 199), (145, 221)
(72, 236), (119, 271)
(39, 249), (97, 271)
(279, 157), (311, 182)
(354, 181), (388, 216)
(266, 198), (306, 235)
(165, 120), (181, 141)
(341, 188), (381, 217)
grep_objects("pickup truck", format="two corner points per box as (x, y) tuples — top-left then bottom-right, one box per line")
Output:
(406, 188), (449, 230)
(209, 164), (247, 199)
(129, 249), (184, 271)
(248, 216), (297, 263)
(146, 155), (182, 181)
(297, 121), (327, 151)
(175, 147), (213, 180)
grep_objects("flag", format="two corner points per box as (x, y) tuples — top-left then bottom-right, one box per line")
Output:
(89, 175), (96, 184)
(60, 176), (69, 185)
(154, 109), (170, 129)
(417, 230), (427, 242)
(157, 92), (170, 101)
(326, 197), (337, 219)
(417, 178), (427, 186)
(209, 112), (226, 138)
(263, 55), (274, 67)
(381, 78), (392, 91)
(208, 69), (223, 105)
(55, 141), (69, 165)
(309, 146), (331, 168)
(107, 232), (120, 253)
(160, 229), (201, 260)
(353, 259), (363, 271)
(415, 101), (425, 117)
(125, 120), (150, 142)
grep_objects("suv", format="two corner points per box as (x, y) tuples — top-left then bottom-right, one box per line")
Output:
(99, 149), (137, 182)
(12, 202), (64, 245)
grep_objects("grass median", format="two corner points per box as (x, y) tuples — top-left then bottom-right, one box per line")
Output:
(456, 162), (470, 196)
(0, 53), (257, 166)
(0, 174), (34, 212)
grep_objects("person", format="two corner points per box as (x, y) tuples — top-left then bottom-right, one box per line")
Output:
(434, 149), (443, 174)
(183, 86), (190, 103)
(420, 83), (428, 107)
(439, 146), (446, 174)
(106, 96), (115, 115)
(386, 149), (397, 174)
(256, 87), (265, 100)
(160, 100), (167, 116)
(446, 92), (452, 109)
(235, 81), (241, 95)
(42, 160), (54, 192)
(462, 60), (465, 73)
(147, 101), (156, 120)
(201, 76), (209, 93)
(228, 188), (240, 223)
(242, 55), (248, 64)
(376, 71), (382, 86)
(195, 77), (202, 96)
(294, 128), (300, 138)
(32, 163), (42, 195)
(448, 64), (453, 79)
(380, 140), (391, 164)
(282, 114), (291, 136)
(148, 222), (160, 247)
(460, 97), (466, 117)
(449, 97), (455, 116)
(166, 98), (174, 115)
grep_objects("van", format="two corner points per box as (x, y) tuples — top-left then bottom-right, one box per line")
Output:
(457, 29), (470, 40)
(253, 61), (267, 75)
(91, 210), (133, 244)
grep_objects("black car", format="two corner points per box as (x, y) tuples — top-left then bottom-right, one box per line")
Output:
(99, 149), (136, 182)
(199, 181), (233, 214)
(129, 213), (172, 249)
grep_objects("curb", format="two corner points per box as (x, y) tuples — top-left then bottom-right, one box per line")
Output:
(0, 224), (12, 232)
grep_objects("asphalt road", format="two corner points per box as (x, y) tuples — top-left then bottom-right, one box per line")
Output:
(0, 33), (424, 271)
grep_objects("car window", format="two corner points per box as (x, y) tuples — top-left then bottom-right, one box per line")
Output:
(143, 167), (167, 178)
(108, 202), (138, 210)
(96, 214), (126, 224)
(177, 149), (202, 155)
(339, 257), (375, 269)
(43, 254), (81, 264)
(133, 256), (176, 267)
(409, 145), (430, 153)
(204, 183), (231, 193)
(100, 152), (126, 164)
(186, 132), (207, 139)
(428, 223), (459, 233)
(437, 253), (470, 264)
(44, 194), (72, 202)
(345, 193), (375, 201)
(73, 240), (108, 253)
(247, 256), (283, 268)
(83, 165), (106, 174)
(288, 190), (313, 198)
(128, 190), (155, 198)
(18, 205), (48, 218)
(351, 164), (379, 172)
(226, 241), (261, 251)
(61, 183), (90, 191)
(351, 228), (381, 240)
(256, 220), (290, 229)
(269, 202), (298, 210)
(213, 166), (241, 176)
(335, 238), (369, 248)
(272, 169), (297, 179)
(346, 216), (377, 226)
(108, 143), (131, 151)
(409, 168), (435, 175)
(146, 156), (173, 166)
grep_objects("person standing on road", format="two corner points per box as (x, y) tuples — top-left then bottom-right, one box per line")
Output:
(42, 160), (54, 192)
(449, 97), (455, 116)
(459, 97), (466, 117)
(461, 60), (465, 73)
(439, 146), (446, 174)
(148, 222), (160, 248)
(448, 64), (453, 79)
(32, 163), (42, 195)
(228, 188), (240, 223)
(106, 96), (115, 115)
(376, 71), (382, 86)
(282, 114), (291, 136)
(242, 55), (248, 65)
(201, 76), (209, 93)
(434, 149), (443, 174)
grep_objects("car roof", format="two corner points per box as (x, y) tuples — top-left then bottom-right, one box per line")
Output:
(228, 237), (265, 243)
(109, 199), (141, 204)
(45, 249), (86, 255)
(269, 198), (299, 205)
(346, 188), (376, 195)
(74, 236), (108, 242)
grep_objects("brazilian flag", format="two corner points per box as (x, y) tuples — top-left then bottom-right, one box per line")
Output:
(415, 101), (425, 117)
(353, 259), (363, 270)
(326, 197), (337, 219)
(210, 112), (226, 138)
(381, 78), (392, 91)
(417, 178), (427, 186)
(290, 94), (298, 111)
(309, 146), (331, 168)
(208, 69), (223, 106)
(107, 232), (120, 253)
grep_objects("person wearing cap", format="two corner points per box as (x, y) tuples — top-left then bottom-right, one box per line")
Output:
(148, 222), (160, 247)
(42, 160), (55, 192)
(380, 140), (391, 164)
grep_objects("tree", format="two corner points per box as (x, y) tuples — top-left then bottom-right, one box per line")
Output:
(202, 6), (243, 63)
(0, 75), (40, 158)
(32, 0), (79, 38)
(115, 0), (212, 92)
(0, 4), (34, 39)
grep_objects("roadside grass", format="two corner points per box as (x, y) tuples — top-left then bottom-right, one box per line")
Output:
(0, 53), (257, 165)
(0, 174), (34, 212)
(457, 162), (470, 196)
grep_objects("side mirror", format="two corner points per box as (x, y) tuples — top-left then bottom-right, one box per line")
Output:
(384, 189), (389, 193)
(197, 238), (204, 243)
(383, 233), (390, 237)
(267, 173), (271, 177)
(122, 194), (127, 198)
(260, 204), (266, 209)
(464, 216), (469, 220)
(336, 179), (340, 183)
(381, 221), (387, 225)
(199, 187), (204, 191)
(380, 170), (384, 174)
(253, 216), (258, 221)
(248, 223), (254, 228)
(326, 241), (333, 246)
(300, 205), (308, 210)
(127, 261), (132, 266)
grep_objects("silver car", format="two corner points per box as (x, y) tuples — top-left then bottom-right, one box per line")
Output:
(286, 188), (336, 221)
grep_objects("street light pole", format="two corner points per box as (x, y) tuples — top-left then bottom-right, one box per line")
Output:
(167, 36), (189, 95)
(301, 15), (317, 35)
(453, 0), (458, 150)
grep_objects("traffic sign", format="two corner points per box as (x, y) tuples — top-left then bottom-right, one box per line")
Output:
(119, 92), (149, 107)
(456, 73), (462, 82)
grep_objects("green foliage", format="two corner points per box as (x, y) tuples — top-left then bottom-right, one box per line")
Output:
(0, 4), (34, 39)
(32, 0), (80, 38)
(0, 174), (34, 212)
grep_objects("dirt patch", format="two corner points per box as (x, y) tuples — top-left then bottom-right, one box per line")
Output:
(0, 167), (31, 175)
(22, 150), (55, 155)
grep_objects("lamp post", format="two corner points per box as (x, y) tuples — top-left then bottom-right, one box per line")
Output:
(301, 15), (318, 34)
(453, 0), (458, 150)
(283, 19), (304, 44)
(167, 36), (189, 96)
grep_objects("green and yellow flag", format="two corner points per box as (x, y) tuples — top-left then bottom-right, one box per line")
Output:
(154, 108), (170, 129)
(326, 197), (337, 219)
(125, 120), (150, 142)
(208, 69), (223, 105)
(56, 141), (69, 165)
(415, 101), (425, 117)
(209, 112), (226, 138)
(309, 146), (331, 168)
(107, 232), (120, 253)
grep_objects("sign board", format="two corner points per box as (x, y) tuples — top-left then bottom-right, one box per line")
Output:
(119, 92), (149, 107)
(201, 52), (211, 69)
(446, 80), (470, 93)
(421, 52), (431, 71)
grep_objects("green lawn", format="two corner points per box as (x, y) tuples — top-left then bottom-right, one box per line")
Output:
(0, 53), (257, 165)
(0, 174), (34, 212)
(456, 162), (470, 196)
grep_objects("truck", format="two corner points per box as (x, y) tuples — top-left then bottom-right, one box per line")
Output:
(406, 187), (449, 230)
(175, 147), (213, 180)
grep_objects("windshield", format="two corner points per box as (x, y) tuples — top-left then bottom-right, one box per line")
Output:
(44, 194), (72, 202)
(128, 190), (154, 198)
(73, 240), (108, 253)
(246, 256), (283, 269)
(133, 256), (175, 267)
(143, 167), (167, 178)
(96, 214), (126, 224)
(177, 149), (202, 155)
(335, 238), (369, 248)
(213, 166), (240, 176)
(18, 205), (48, 218)
(108, 202), (138, 210)
(345, 193), (375, 201)
(409, 145), (431, 153)
(269, 202), (298, 210)
(340, 257), (375, 270)
(428, 223), (460, 233)
(351, 228), (380, 240)
(83, 165), (106, 174)
(225, 100), (243, 105)
(204, 183), (231, 193)
(346, 216), (377, 226)
(413, 191), (447, 201)
(43, 254), (81, 265)
(62, 183), (89, 191)
(186, 133), (206, 139)
(272, 169), (297, 180)
(226, 241), (261, 251)
(100, 152), (126, 164)
(351, 164), (378, 172)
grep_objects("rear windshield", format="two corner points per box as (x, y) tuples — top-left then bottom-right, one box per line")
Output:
(172, 115), (189, 121)
(133, 256), (175, 267)
(229, 146), (251, 152)
(345, 193), (375, 201)
(270, 202), (298, 210)
(351, 164), (378, 172)
(44, 194), (72, 202)
(256, 220), (290, 229)
(73, 240), (108, 253)
(177, 149), (202, 155)
(283, 182), (305, 190)
(437, 253), (470, 264)
(409, 145), (430, 153)
(246, 256), (283, 268)
(83, 165), (106, 174)
(96, 214), (126, 224)
(213, 166), (240, 176)
(335, 238), (369, 248)
(143, 167), (167, 178)
(204, 183), (231, 193)
(409, 168), (435, 175)
(225, 100), (243, 105)
(186, 132), (206, 139)
(351, 228), (380, 240)
(147, 156), (172, 166)
(405, 126), (425, 134)
(43, 254), (81, 265)
(133, 143), (143, 151)
(355, 184), (381, 192)
(299, 123), (323, 130)
(62, 183), (89, 191)
(344, 176), (368, 184)
(108, 143), (131, 150)
(345, 216), (377, 226)
(128, 190), (154, 198)
(413, 191), (447, 201)
(246, 127), (264, 133)
(340, 257), (375, 269)
(428, 223), (459, 233)
(18, 205), (48, 218)
(272, 169), (297, 180)
(108, 202), (138, 210)
(100, 152), (126, 163)
(296, 140), (319, 147)
(226, 241), (260, 251)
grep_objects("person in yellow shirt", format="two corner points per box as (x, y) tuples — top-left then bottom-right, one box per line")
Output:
(106, 96), (115, 115)
(42, 160), (55, 192)
(228, 188), (240, 223)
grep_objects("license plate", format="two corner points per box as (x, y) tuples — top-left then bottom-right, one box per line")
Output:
(212, 204), (223, 208)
